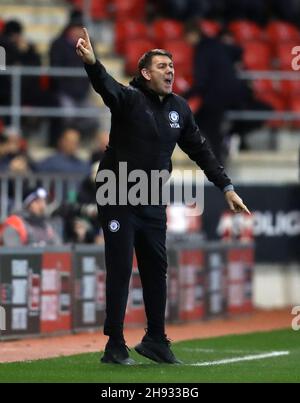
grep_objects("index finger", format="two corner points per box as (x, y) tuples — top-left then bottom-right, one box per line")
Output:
(83, 27), (90, 43)
(242, 204), (251, 215)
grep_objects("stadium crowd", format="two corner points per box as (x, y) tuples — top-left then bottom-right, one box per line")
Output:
(0, 0), (300, 245)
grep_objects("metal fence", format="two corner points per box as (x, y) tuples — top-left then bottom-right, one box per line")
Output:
(2, 66), (300, 133)
(0, 172), (85, 221)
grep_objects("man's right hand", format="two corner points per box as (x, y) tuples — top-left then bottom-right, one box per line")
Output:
(76, 27), (96, 65)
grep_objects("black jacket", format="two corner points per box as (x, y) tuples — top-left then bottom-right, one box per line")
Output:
(84, 60), (232, 191)
(50, 35), (90, 101)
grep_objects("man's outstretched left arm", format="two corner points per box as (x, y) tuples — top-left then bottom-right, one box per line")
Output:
(177, 104), (250, 215)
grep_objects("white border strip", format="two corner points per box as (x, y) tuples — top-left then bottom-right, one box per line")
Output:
(188, 351), (290, 367)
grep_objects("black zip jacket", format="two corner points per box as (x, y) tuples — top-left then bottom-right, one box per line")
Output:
(84, 60), (232, 191)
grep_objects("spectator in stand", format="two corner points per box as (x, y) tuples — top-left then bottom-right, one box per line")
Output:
(0, 187), (61, 246)
(0, 126), (36, 172)
(54, 162), (103, 244)
(90, 131), (109, 164)
(0, 19), (42, 114)
(185, 22), (247, 163)
(185, 22), (272, 161)
(0, 126), (37, 214)
(49, 9), (98, 143)
(36, 127), (90, 175)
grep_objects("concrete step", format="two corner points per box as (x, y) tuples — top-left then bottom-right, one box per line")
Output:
(227, 151), (299, 183)
(0, 4), (68, 26)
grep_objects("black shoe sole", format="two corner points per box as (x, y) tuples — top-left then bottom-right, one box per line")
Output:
(101, 353), (136, 365)
(135, 343), (164, 363)
(135, 343), (182, 364)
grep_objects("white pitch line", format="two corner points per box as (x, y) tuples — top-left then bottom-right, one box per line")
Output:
(181, 348), (266, 354)
(188, 351), (290, 366)
(181, 348), (216, 353)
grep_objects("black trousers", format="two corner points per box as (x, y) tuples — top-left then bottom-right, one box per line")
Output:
(99, 204), (168, 339)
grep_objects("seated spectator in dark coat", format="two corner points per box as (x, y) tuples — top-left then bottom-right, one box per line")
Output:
(0, 20), (42, 111)
(37, 127), (90, 175)
(0, 187), (61, 246)
(0, 126), (36, 172)
(49, 10), (99, 142)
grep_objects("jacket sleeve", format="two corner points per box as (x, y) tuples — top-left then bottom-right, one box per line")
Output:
(177, 103), (232, 191)
(84, 60), (128, 112)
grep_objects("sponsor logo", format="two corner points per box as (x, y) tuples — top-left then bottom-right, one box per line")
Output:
(217, 211), (300, 238)
(169, 111), (180, 128)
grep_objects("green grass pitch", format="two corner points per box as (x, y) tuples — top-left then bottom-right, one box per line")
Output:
(0, 329), (299, 383)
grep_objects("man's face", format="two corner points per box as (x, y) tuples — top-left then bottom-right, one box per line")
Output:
(142, 55), (175, 96)
(28, 198), (47, 217)
(59, 129), (80, 156)
(67, 26), (83, 44)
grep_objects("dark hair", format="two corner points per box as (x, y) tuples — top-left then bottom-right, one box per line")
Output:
(138, 49), (173, 77)
(3, 20), (23, 36)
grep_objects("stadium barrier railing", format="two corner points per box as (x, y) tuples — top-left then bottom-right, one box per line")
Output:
(2, 67), (300, 133)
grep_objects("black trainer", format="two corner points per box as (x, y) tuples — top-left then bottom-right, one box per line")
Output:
(101, 339), (136, 365)
(135, 334), (183, 364)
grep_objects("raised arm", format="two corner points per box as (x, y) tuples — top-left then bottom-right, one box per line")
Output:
(76, 28), (127, 111)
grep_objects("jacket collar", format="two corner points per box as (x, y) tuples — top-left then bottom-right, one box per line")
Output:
(129, 77), (173, 104)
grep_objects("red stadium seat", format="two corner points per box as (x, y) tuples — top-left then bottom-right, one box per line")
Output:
(39, 75), (50, 91)
(71, 0), (108, 19)
(228, 20), (263, 43)
(277, 80), (290, 99)
(115, 20), (148, 55)
(286, 79), (300, 94)
(252, 79), (274, 97)
(124, 39), (156, 75)
(151, 19), (184, 47)
(256, 91), (286, 128)
(0, 19), (4, 33)
(289, 96), (300, 128)
(161, 40), (194, 76)
(112, 0), (146, 20)
(173, 74), (193, 95)
(266, 21), (300, 44)
(199, 20), (222, 38)
(277, 79), (300, 102)
(242, 41), (271, 70)
(276, 42), (299, 70)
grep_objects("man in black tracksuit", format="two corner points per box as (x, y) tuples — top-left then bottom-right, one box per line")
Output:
(76, 28), (250, 365)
